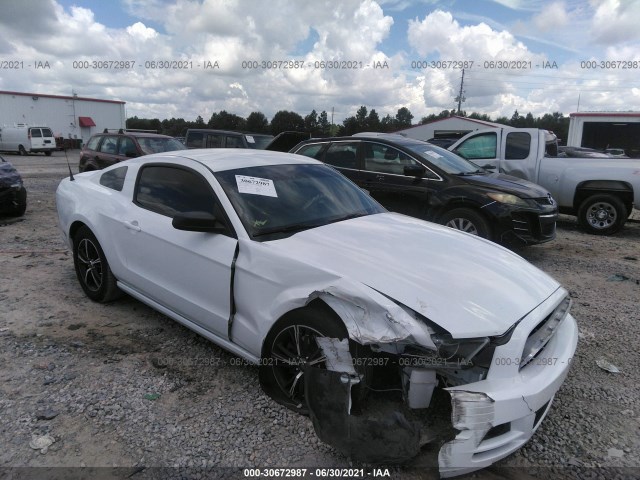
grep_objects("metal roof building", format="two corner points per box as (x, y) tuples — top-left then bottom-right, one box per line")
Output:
(396, 115), (504, 142)
(0, 90), (126, 144)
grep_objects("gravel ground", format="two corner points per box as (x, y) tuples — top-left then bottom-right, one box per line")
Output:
(1, 152), (639, 480)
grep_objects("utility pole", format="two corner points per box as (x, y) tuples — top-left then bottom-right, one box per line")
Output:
(455, 68), (465, 115)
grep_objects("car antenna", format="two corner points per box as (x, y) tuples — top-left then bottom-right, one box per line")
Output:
(64, 149), (75, 181)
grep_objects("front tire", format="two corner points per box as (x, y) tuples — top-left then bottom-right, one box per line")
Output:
(259, 305), (347, 413)
(72, 226), (121, 302)
(13, 187), (27, 216)
(440, 207), (492, 239)
(577, 194), (627, 235)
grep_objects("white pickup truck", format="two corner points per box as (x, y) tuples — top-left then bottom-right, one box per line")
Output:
(449, 127), (640, 235)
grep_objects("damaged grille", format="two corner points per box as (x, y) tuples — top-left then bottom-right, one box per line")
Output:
(519, 296), (571, 370)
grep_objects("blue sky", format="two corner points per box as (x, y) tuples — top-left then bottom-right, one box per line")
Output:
(1, 0), (639, 122)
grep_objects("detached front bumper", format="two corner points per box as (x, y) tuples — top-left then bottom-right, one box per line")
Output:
(439, 291), (578, 477)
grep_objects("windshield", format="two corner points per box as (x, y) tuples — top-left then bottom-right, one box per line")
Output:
(245, 135), (274, 149)
(404, 143), (481, 174)
(215, 164), (385, 240)
(136, 137), (187, 155)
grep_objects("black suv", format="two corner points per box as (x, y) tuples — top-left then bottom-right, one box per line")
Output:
(79, 129), (186, 172)
(291, 134), (558, 246)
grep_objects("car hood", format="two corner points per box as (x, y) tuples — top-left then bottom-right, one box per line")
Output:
(0, 161), (23, 188)
(268, 213), (560, 338)
(462, 172), (550, 198)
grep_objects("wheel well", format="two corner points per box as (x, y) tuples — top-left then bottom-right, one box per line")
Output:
(435, 201), (487, 223)
(260, 299), (345, 358)
(574, 181), (633, 210)
(68, 221), (89, 246)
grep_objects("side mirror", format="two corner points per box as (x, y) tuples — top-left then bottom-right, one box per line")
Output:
(172, 211), (226, 233)
(404, 164), (426, 177)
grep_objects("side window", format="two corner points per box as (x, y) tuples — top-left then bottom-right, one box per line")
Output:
(455, 133), (497, 160)
(86, 136), (101, 151)
(30, 128), (42, 138)
(324, 142), (358, 169)
(42, 128), (53, 137)
(296, 144), (324, 159)
(135, 166), (215, 217)
(186, 131), (204, 148)
(505, 132), (531, 160)
(99, 136), (119, 154)
(225, 136), (243, 148)
(100, 166), (128, 191)
(363, 143), (419, 175)
(118, 137), (137, 156)
(206, 134), (224, 148)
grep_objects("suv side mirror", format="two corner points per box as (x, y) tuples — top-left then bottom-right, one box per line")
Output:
(404, 164), (426, 177)
(172, 211), (226, 233)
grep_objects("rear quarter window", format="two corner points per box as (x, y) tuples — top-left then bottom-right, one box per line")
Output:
(41, 128), (53, 137)
(99, 166), (128, 191)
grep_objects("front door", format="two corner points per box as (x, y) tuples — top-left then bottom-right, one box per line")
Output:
(115, 162), (237, 339)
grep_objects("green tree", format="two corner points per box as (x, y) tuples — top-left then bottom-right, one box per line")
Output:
(304, 110), (319, 135)
(246, 111), (269, 133)
(208, 110), (246, 130)
(318, 111), (330, 136)
(395, 107), (413, 128)
(270, 110), (305, 134)
(367, 109), (381, 131)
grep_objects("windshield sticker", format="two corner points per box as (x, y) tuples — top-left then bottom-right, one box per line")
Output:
(245, 135), (255, 143)
(235, 175), (278, 197)
(424, 150), (444, 159)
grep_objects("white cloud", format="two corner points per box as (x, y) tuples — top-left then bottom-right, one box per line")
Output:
(590, 0), (640, 45)
(532, 2), (569, 31)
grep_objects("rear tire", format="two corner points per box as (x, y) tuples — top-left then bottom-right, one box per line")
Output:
(72, 226), (121, 302)
(440, 207), (492, 239)
(577, 194), (626, 235)
(259, 305), (347, 413)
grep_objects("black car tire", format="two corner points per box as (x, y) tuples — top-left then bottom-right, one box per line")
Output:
(13, 187), (27, 216)
(73, 226), (121, 302)
(577, 194), (627, 235)
(441, 208), (492, 239)
(259, 305), (348, 413)
(45, 151), (52, 156)
(18, 145), (27, 156)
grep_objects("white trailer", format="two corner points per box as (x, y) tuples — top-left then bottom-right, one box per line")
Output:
(0, 124), (56, 155)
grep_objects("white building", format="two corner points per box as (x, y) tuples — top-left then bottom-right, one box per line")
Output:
(567, 112), (640, 155)
(396, 115), (504, 141)
(0, 90), (126, 145)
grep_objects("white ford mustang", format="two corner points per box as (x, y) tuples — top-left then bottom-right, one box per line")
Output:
(56, 149), (578, 476)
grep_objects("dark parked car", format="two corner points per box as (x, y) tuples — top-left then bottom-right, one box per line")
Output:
(79, 129), (186, 172)
(0, 155), (27, 216)
(291, 134), (558, 246)
(184, 129), (310, 152)
(185, 129), (274, 149)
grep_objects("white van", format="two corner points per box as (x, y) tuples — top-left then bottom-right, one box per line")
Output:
(0, 124), (56, 156)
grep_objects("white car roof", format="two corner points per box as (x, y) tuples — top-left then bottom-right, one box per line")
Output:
(135, 148), (321, 172)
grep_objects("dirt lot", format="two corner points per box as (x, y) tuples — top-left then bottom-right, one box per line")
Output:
(1, 152), (639, 479)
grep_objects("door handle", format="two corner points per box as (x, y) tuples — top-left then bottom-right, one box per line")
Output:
(123, 220), (141, 232)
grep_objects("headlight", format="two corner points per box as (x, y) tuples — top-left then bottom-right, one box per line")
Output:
(486, 192), (529, 207)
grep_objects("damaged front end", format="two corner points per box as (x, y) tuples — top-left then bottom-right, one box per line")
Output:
(302, 288), (578, 478)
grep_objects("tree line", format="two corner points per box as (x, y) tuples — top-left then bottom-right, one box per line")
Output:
(127, 106), (570, 142)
